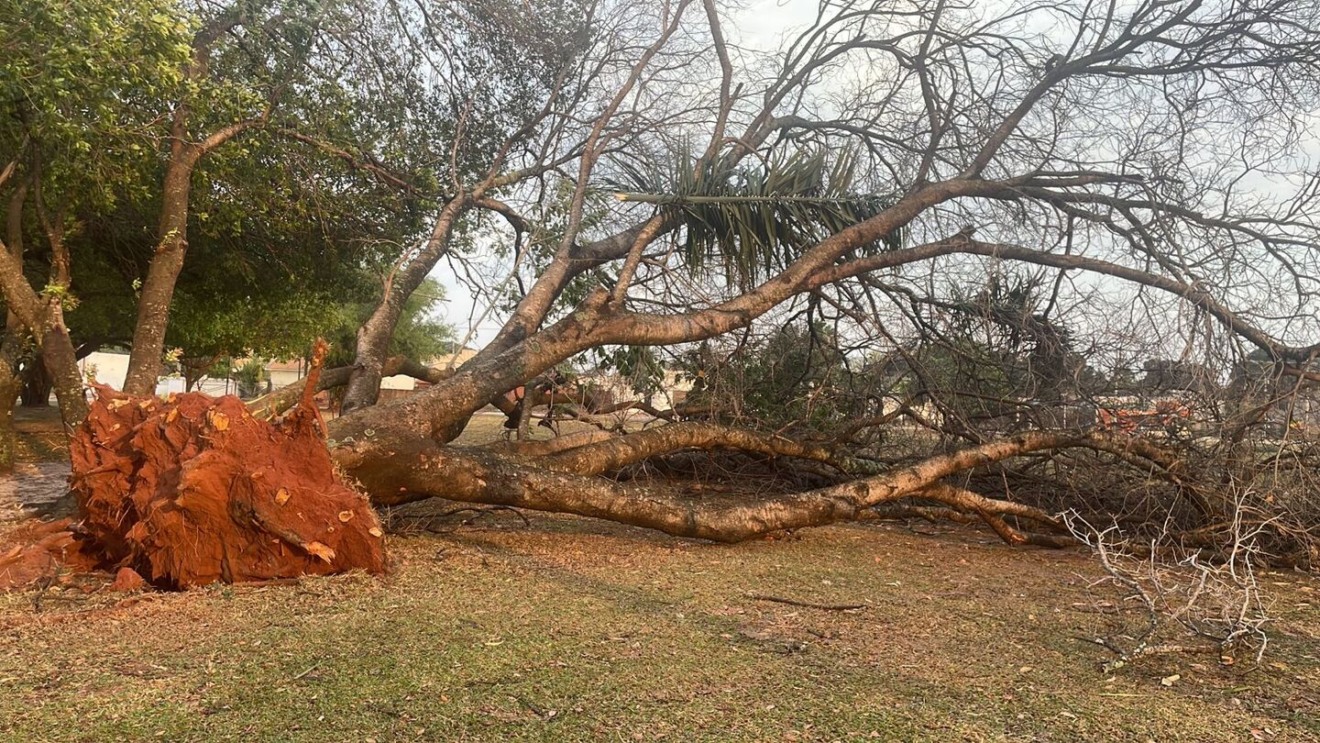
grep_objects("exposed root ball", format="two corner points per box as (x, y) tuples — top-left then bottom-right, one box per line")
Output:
(70, 385), (386, 588)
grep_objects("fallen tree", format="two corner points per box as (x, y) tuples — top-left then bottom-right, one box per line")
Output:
(338, 425), (1089, 543)
(309, 0), (1320, 566)
(5, 0), (1320, 583)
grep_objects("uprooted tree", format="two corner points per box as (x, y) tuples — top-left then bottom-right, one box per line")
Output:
(5, 0), (1320, 581)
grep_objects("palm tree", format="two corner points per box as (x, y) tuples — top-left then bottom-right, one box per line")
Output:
(612, 148), (903, 288)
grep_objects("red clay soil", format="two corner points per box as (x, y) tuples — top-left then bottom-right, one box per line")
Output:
(0, 518), (99, 591)
(108, 566), (148, 592)
(61, 383), (387, 589)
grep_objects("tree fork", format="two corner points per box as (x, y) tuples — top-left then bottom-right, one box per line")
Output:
(341, 199), (469, 414)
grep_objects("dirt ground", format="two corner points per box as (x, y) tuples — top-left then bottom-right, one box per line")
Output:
(0, 410), (1317, 741)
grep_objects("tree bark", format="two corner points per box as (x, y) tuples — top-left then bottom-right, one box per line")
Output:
(12, 315), (86, 427)
(0, 328), (22, 472)
(122, 150), (195, 396)
(0, 379), (16, 473)
(0, 180), (84, 430)
(121, 14), (257, 396)
(335, 428), (1088, 543)
(538, 421), (842, 476)
(341, 200), (469, 413)
(36, 308), (88, 428)
(328, 294), (612, 444)
(338, 292), (403, 414)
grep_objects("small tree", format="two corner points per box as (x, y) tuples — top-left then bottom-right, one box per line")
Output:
(232, 360), (269, 400)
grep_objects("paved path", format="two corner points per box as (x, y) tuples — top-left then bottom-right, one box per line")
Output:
(0, 461), (71, 524)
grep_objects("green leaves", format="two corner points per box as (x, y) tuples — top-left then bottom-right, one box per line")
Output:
(1, 0), (193, 156)
(613, 148), (902, 288)
(678, 322), (865, 435)
(317, 277), (457, 368)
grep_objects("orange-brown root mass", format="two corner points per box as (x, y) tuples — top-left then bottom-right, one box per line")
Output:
(68, 385), (386, 589)
(0, 518), (97, 591)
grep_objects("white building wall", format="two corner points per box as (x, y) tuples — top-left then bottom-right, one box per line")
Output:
(380, 374), (416, 391)
(79, 351), (130, 390)
(79, 351), (418, 399)
(81, 351), (211, 397)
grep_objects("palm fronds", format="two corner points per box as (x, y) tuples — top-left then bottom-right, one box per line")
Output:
(610, 148), (902, 288)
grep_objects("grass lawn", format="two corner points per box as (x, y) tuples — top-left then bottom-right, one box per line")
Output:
(0, 413), (1317, 741)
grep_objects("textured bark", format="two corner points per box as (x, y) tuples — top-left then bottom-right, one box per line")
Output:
(338, 296), (399, 413)
(122, 150), (195, 396)
(0, 368), (17, 473)
(11, 312), (86, 429)
(37, 309), (88, 428)
(540, 421), (841, 476)
(341, 201), (468, 413)
(121, 17), (257, 395)
(336, 429), (1089, 543)
(328, 295), (612, 444)
(0, 182), (85, 429)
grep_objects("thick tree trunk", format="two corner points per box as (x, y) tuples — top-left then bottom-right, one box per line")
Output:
(339, 294), (404, 414)
(0, 181), (84, 430)
(0, 341), (20, 472)
(121, 18), (257, 396)
(537, 421), (841, 476)
(123, 157), (193, 396)
(334, 428), (1088, 543)
(10, 313), (86, 428)
(329, 295), (612, 445)
(35, 314), (87, 430)
(38, 311), (89, 428)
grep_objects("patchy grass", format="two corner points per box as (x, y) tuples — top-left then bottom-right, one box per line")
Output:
(13, 405), (68, 464)
(1, 512), (1316, 742)
(2, 408), (1316, 740)
(453, 410), (639, 446)
(11, 431), (67, 464)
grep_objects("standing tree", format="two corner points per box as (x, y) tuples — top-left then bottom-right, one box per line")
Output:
(0, 0), (193, 432)
(0, 0), (438, 429)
